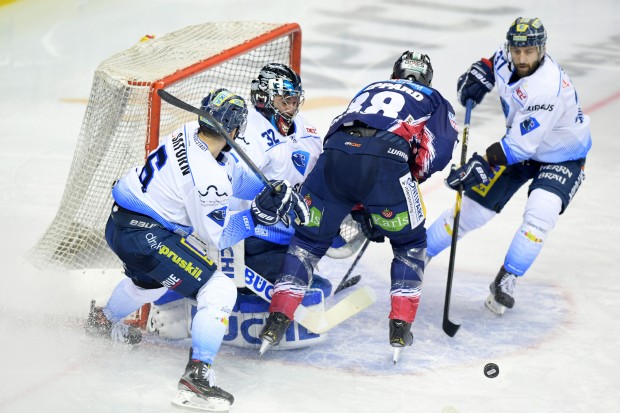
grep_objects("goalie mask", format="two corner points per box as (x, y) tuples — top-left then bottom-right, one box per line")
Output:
(251, 63), (305, 136)
(198, 88), (248, 152)
(391, 51), (433, 87)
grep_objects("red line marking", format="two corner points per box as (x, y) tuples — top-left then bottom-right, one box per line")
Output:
(583, 90), (620, 114)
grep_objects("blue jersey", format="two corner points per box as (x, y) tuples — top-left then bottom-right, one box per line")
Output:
(327, 80), (459, 182)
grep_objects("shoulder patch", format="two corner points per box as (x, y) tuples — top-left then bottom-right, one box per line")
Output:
(291, 150), (310, 176)
(519, 117), (540, 135)
(208, 206), (228, 226)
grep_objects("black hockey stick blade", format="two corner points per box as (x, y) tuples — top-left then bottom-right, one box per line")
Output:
(334, 274), (361, 295)
(157, 88), (274, 191)
(442, 316), (460, 337)
(334, 238), (370, 295)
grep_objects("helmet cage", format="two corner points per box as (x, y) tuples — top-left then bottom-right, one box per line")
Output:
(250, 63), (304, 134)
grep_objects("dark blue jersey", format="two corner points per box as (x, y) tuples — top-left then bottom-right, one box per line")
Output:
(327, 80), (459, 182)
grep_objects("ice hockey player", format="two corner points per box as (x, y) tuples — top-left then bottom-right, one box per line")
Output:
(425, 17), (591, 314)
(231, 62), (324, 284)
(258, 51), (459, 361)
(83, 88), (308, 411)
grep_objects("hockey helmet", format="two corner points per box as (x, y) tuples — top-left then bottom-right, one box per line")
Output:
(391, 51), (433, 87)
(506, 17), (547, 50)
(198, 88), (248, 138)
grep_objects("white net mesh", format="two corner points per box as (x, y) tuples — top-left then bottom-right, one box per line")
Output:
(30, 21), (300, 270)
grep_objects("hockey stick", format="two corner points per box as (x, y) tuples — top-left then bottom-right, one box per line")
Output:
(244, 266), (376, 334)
(442, 99), (474, 337)
(333, 238), (370, 295)
(157, 89), (274, 191)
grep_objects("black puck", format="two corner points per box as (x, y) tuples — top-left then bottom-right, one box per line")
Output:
(484, 363), (499, 378)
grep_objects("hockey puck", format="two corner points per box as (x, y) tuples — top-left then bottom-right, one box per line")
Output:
(484, 363), (499, 378)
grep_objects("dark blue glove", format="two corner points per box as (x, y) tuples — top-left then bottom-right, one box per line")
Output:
(457, 59), (495, 107)
(350, 208), (384, 243)
(251, 180), (308, 227)
(445, 153), (492, 191)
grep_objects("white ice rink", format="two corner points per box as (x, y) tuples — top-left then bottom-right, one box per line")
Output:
(1, 0), (619, 412)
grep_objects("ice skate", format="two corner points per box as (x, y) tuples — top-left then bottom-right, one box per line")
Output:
(389, 319), (413, 364)
(84, 300), (142, 344)
(485, 267), (517, 315)
(258, 312), (291, 355)
(172, 359), (234, 412)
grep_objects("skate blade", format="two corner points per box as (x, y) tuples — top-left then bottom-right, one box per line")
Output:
(171, 390), (231, 412)
(258, 339), (271, 356)
(393, 347), (402, 364)
(485, 293), (506, 315)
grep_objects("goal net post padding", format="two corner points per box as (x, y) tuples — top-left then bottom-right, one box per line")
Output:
(29, 21), (302, 271)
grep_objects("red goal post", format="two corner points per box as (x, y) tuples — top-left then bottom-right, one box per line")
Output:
(29, 21), (302, 271)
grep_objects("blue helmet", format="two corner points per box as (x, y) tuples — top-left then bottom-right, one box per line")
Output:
(506, 17), (547, 50)
(250, 63), (304, 135)
(198, 88), (248, 138)
(391, 50), (433, 87)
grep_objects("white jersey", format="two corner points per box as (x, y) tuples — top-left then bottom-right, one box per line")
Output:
(232, 107), (322, 193)
(492, 46), (592, 164)
(228, 107), (322, 244)
(112, 121), (264, 249)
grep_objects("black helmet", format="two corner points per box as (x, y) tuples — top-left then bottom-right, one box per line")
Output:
(391, 51), (433, 87)
(198, 88), (248, 139)
(506, 17), (547, 50)
(250, 63), (304, 135)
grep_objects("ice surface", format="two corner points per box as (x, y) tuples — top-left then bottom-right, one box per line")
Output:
(1, 0), (619, 412)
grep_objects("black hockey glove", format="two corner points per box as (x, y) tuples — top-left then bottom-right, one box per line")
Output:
(457, 58), (495, 107)
(281, 191), (310, 228)
(251, 180), (309, 227)
(445, 153), (492, 191)
(351, 209), (385, 243)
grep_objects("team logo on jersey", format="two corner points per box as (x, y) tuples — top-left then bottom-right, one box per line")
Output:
(304, 194), (313, 207)
(519, 117), (540, 135)
(292, 150), (310, 175)
(381, 209), (394, 219)
(208, 206), (228, 226)
(199, 185), (228, 197)
(199, 185), (228, 207)
(515, 87), (527, 101)
(448, 111), (459, 132)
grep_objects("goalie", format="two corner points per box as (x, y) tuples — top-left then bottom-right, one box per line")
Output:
(83, 88), (308, 411)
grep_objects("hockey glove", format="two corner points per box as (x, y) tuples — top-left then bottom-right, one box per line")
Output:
(457, 58), (494, 107)
(281, 191), (310, 228)
(445, 152), (492, 191)
(351, 208), (385, 243)
(251, 180), (294, 226)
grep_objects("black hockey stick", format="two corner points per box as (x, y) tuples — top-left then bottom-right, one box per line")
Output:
(442, 99), (474, 337)
(157, 89), (274, 191)
(334, 238), (370, 295)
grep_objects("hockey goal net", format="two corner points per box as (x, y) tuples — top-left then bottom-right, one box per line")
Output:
(29, 21), (302, 271)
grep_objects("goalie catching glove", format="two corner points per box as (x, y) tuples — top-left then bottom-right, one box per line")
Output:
(251, 179), (309, 227)
(445, 152), (492, 191)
